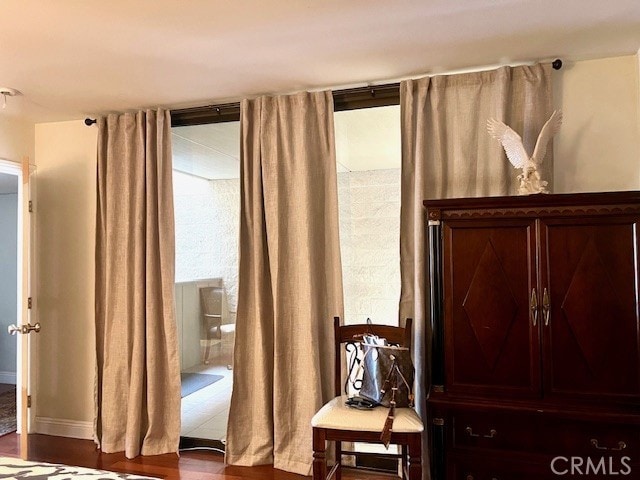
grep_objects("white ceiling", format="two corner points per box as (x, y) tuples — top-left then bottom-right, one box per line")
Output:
(172, 123), (240, 179)
(1, 0), (639, 123)
(172, 105), (401, 179)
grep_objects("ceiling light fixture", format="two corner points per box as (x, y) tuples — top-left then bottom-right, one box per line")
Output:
(0, 87), (21, 109)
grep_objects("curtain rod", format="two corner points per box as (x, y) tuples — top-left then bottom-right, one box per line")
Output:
(85, 59), (562, 127)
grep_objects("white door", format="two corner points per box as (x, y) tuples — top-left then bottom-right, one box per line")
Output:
(4, 157), (38, 459)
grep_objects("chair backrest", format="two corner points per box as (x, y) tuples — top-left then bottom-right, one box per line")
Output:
(200, 286), (223, 317)
(333, 316), (413, 397)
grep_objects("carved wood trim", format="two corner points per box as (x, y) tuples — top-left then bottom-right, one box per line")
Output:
(428, 209), (441, 223)
(423, 191), (640, 212)
(438, 204), (640, 220)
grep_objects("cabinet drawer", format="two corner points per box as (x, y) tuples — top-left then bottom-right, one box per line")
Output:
(452, 410), (536, 453)
(451, 410), (640, 458)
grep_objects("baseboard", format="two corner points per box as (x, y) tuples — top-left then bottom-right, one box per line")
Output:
(32, 416), (93, 440)
(0, 371), (17, 385)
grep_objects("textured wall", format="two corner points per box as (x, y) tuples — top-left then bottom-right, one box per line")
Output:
(338, 169), (401, 326)
(174, 172), (216, 282)
(173, 171), (239, 318)
(0, 192), (18, 379)
(173, 168), (401, 327)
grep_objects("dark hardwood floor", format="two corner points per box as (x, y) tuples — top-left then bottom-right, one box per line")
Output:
(0, 433), (396, 479)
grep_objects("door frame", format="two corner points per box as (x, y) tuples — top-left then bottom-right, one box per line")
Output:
(0, 157), (35, 457)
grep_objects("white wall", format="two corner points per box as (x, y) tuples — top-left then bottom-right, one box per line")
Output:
(34, 120), (97, 434)
(174, 168), (402, 327)
(0, 191), (18, 383)
(174, 171), (239, 315)
(553, 55), (640, 192)
(338, 169), (401, 325)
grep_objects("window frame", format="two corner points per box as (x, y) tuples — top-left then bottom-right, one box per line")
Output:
(170, 84), (400, 126)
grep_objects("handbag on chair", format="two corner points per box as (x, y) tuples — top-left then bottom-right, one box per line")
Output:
(311, 317), (423, 480)
(347, 333), (416, 446)
(359, 342), (415, 408)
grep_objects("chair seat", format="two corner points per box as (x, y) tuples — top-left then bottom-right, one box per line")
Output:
(220, 324), (235, 334)
(312, 396), (424, 433)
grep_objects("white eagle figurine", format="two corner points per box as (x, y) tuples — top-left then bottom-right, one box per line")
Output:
(487, 110), (562, 195)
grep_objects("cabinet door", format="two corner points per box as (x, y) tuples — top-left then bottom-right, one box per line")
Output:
(443, 219), (540, 397)
(540, 216), (640, 401)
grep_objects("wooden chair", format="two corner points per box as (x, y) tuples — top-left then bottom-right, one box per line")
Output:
(199, 286), (223, 364)
(311, 317), (423, 480)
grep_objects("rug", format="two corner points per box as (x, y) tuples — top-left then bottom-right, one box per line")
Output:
(180, 373), (223, 398)
(0, 389), (16, 437)
(0, 456), (160, 479)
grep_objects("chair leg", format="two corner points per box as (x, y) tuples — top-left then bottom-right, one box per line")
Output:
(203, 341), (211, 364)
(402, 444), (408, 479)
(407, 433), (422, 480)
(313, 428), (327, 480)
(335, 440), (342, 480)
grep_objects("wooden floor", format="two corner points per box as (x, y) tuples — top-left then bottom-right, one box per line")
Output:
(0, 433), (396, 479)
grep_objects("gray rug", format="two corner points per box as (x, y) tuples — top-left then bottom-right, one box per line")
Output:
(180, 373), (223, 398)
(0, 456), (160, 479)
(0, 389), (16, 437)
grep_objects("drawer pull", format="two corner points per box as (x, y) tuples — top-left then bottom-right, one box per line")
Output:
(465, 426), (497, 438)
(590, 438), (627, 451)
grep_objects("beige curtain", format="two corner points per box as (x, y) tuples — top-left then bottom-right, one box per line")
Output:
(94, 109), (181, 458)
(226, 91), (344, 476)
(399, 64), (552, 479)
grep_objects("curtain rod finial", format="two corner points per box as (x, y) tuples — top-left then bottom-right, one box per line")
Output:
(85, 118), (97, 126)
(552, 59), (563, 70)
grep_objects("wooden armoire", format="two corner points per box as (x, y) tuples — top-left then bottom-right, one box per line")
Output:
(424, 192), (640, 480)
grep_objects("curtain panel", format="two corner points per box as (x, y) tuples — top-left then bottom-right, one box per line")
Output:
(399, 64), (552, 479)
(226, 91), (344, 476)
(94, 109), (181, 458)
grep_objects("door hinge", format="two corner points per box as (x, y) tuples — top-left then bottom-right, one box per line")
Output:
(28, 200), (33, 213)
(28, 297), (32, 309)
(27, 395), (32, 408)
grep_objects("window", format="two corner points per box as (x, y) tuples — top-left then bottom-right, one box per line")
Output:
(335, 105), (401, 326)
(170, 91), (402, 449)
(172, 121), (240, 446)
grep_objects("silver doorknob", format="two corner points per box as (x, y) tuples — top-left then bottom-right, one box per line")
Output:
(7, 323), (41, 335)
